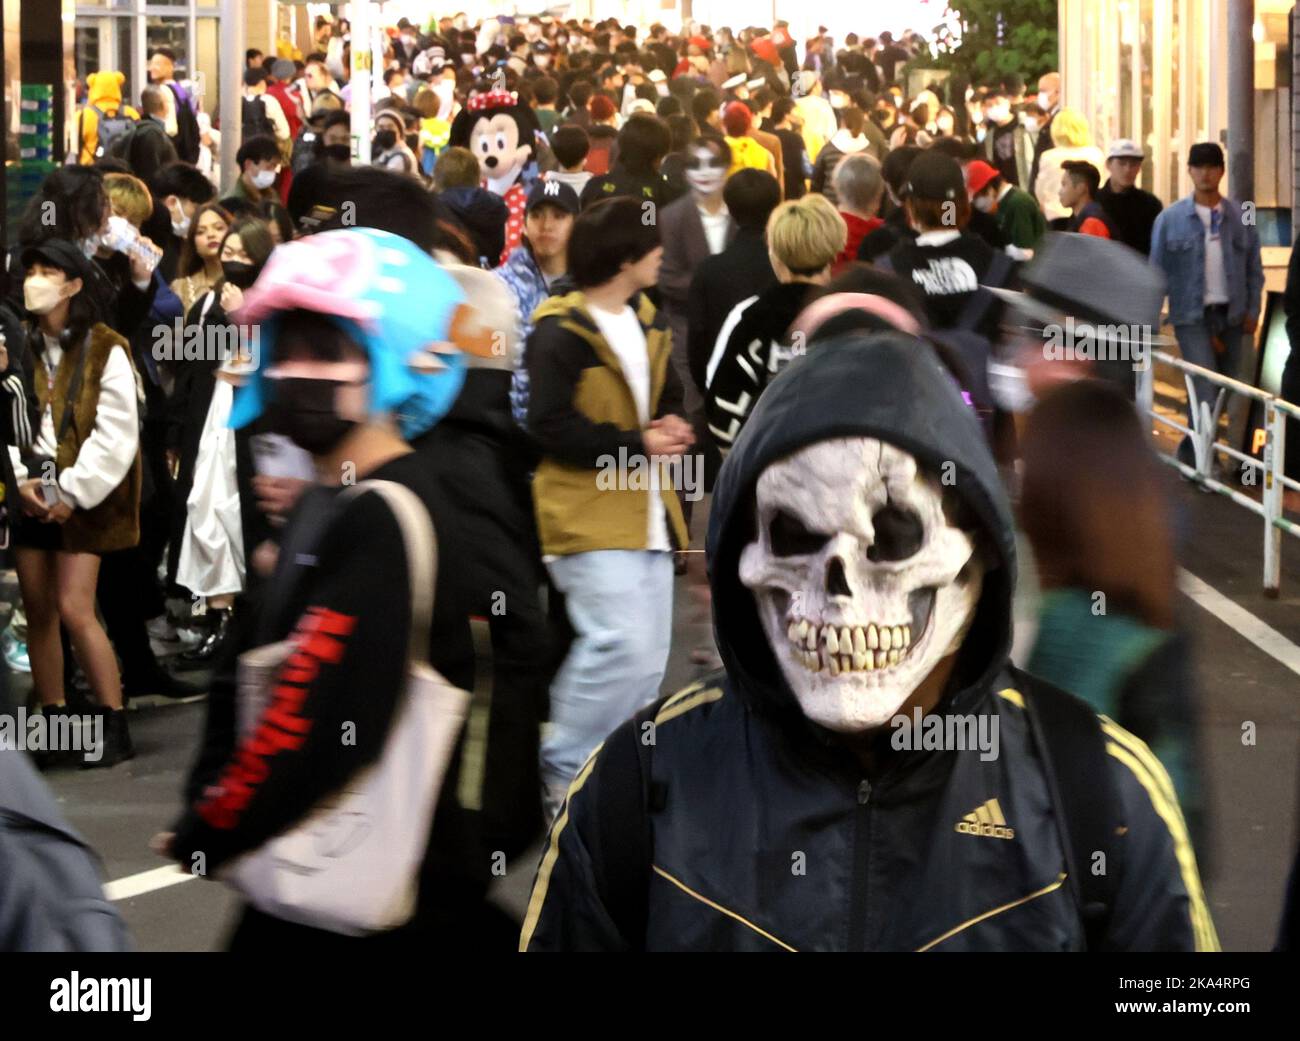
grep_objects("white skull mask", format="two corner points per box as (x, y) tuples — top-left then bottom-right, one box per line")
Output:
(738, 437), (984, 733)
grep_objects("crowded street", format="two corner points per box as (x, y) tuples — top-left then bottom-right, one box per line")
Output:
(0, 0), (1297, 1002)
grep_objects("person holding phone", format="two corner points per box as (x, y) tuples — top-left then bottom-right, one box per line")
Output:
(8, 240), (142, 767)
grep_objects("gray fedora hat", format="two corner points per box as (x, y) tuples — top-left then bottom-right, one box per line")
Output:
(986, 232), (1174, 344)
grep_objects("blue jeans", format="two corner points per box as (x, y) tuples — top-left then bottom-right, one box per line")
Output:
(1173, 310), (1250, 446)
(541, 550), (674, 790)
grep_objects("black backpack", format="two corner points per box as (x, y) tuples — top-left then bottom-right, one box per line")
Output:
(82, 104), (135, 159)
(242, 95), (277, 141)
(593, 667), (1122, 951)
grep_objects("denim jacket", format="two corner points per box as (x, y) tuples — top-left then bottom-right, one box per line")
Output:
(1149, 194), (1264, 327)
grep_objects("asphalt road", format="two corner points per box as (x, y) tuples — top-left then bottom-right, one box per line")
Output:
(19, 473), (1300, 952)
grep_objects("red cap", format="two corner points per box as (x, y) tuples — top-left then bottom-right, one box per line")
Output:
(722, 101), (752, 136)
(965, 159), (1000, 196)
(750, 38), (779, 65)
(688, 35), (711, 52)
(589, 95), (617, 121)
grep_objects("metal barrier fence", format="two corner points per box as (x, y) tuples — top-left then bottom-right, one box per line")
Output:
(1136, 350), (1300, 596)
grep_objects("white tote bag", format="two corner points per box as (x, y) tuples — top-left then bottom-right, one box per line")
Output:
(223, 480), (470, 936)
(175, 378), (245, 597)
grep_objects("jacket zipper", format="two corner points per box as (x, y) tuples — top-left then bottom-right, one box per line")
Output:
(848, 777), (872, 950)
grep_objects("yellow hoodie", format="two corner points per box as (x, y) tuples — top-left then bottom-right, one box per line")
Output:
(79, 71), (140, 164)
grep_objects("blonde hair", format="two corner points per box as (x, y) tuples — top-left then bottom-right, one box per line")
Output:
(103, 172), (153, 228)
(1051, 107), (1092, 149)
(766, 194), (847, 275)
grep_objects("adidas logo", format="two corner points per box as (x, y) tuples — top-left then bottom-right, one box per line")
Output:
(955, 798), (1015, 840)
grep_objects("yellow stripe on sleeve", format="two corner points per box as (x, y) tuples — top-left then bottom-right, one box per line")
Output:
(518, 744), (603, 952)
(1105, 740), (1220, 952)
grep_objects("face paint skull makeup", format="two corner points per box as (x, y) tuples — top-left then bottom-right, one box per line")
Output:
(739, 437), (983, 733)
(684, 146), (728, 196)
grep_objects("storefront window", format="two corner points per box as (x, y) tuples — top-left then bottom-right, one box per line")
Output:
(74, 19), (133, 81)
(146, 17), (190, 78)
(1168, 0), (1181, 196)
(1140, 0), (1154, 193)
(196, 17), (219, 117)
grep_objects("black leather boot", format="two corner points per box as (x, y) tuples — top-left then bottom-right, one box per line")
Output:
(176, 608), (233, 668)
(82, 708), (135, 769)
(33, 705), (80, 771)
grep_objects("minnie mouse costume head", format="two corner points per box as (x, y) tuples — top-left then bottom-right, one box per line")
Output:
(448, 89), (539, 195)
(448, 90), (541, 264)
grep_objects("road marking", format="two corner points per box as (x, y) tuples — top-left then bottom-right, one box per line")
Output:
(97, 572), (1295, 906)
(1179, 568), (1300, 677)
(104, 865), (196, 902)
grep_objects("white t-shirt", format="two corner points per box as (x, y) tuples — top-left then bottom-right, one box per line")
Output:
(587, 302), (670, 552)
(1196, 202), (1230, 305)
(698, 206), (730, 255)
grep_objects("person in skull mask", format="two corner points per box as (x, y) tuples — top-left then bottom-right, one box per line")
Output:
(521, 331), (1216, 952)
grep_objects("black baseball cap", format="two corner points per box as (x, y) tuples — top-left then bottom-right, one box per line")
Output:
(526, 179), (580, 216)
(1188, 142), (1224, 168)
(903, 150), (966, 202)
(21, 238), (93, 282)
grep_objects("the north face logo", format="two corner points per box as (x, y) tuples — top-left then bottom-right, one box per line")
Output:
(955, 798), (1015, 839)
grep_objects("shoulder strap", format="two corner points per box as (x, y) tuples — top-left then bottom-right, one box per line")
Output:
(340, 480), (436, 668)
(591, 701), (656, 949)
(954, 249), (1014, 332)
(1016, 666), (1121, 951)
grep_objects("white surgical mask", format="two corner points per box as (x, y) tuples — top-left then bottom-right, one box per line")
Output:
(986, 104), (1011, 124)
(535, 55), (550, 68)
(24, 274), (67, 315)
(1037, 90), (1052, 111)
(252, 168), (278, 189)
(973, 194), (995, 213)
(79, 234), (101, 258)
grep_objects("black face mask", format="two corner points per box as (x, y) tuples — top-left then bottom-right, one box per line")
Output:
(321, 143), (352, 163)
(263, 377), (360, 455)
(222, 261), (259, 289)
(373, 129), (398, 151)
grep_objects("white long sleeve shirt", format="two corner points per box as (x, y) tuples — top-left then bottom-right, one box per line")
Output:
(9, 334), (139, 510)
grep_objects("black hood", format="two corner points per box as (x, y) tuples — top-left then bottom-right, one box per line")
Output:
(705, 331), (1017, 719)
(439, 187), (509, 266)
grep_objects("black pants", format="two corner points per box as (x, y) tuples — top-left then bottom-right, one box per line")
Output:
(97, 547), (164, 689)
